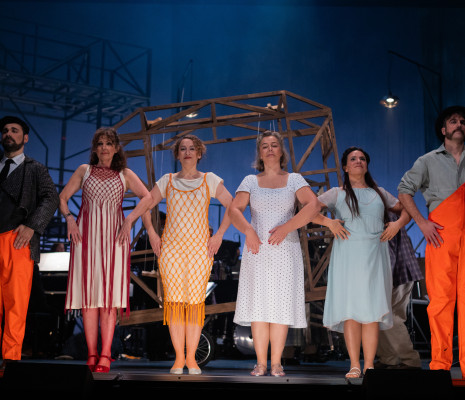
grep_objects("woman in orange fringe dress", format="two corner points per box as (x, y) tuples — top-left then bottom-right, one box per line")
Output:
(149, 135), (232, 375)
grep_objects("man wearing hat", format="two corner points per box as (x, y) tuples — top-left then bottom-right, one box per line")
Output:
(398, 105), (465, 377)
(0, 116), (59, 368)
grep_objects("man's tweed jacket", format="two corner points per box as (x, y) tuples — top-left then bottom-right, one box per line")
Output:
(0, 154), (59, 262)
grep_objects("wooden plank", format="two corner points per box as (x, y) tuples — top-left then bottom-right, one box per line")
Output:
(215, 99), (280, 116)
(118, 301), (238, 326)
(305, 287), (327, 302)
(300, 168), (338, 176)
(130, 272), (161, 305)
(285, 90), (331, 110)
(295, 126), (325, 172)
(118, 307), (164, 325)
(117, 109), (329, 142)
(114, 90), (341, 323)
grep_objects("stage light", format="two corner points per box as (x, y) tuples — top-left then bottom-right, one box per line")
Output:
(380, 92), (399, 108)
(186, 111), (198, 118)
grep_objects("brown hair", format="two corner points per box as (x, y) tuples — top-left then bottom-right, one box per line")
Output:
(89, 127), (127, 172)
(341, 146), (389, 223)
(172, 134), (207, 163)
(254, 130), (289, 172)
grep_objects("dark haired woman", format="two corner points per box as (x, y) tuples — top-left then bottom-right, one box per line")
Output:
(230, 131), (321, 377)
(146, 134), (233, 375)
(59, 127), (154, 373)
(313, 147), (410, 379)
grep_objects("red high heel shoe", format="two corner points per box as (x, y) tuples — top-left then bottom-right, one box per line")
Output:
(86, 355), (99, 372)
(94, 354), (113, 373)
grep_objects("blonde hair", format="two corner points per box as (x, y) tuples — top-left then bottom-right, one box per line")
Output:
(253, 130), (289, 171)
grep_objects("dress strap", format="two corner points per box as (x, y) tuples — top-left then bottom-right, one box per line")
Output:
(119, 170), (126, 192)
(82, 165), (92, 186)
(203, 173), (211, 202)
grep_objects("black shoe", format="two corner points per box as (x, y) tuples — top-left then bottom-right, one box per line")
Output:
(0, 359), (18, 370)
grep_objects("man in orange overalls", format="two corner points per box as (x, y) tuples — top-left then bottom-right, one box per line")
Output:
(398, 105), (465, 378)
(0, 116), (58, 369)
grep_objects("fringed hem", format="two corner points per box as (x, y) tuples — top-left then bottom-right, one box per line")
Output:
(163, 302), (205, 327)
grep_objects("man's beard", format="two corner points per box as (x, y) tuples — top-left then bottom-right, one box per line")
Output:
(1, 137), (24, 153)
(444, 130), (464, 140)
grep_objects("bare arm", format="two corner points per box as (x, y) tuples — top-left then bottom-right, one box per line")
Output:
(144, 184), (164, 255)
(380, 201), (412, 242)
(268, 186), (322, 245)
(398, 192), (443, 248)
(299, 194), (351, 241)
(229, 191), (262, 254)
(207, 182), (233, 257)
(116, 169), (156, 245)
(141, 211), (161, 257)
(58, 164), (88, 244)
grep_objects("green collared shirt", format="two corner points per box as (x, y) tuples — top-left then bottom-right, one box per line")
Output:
(398, 144), (465, 213)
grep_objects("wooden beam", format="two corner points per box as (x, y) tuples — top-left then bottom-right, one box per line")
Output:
(118, 301), (238, 326)
(112, 90), (341, 327)
(130, 272), (161, 305)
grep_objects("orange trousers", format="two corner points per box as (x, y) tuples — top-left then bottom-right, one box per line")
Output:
(425, 183), (465, 377)
(0, 230), (34, 360)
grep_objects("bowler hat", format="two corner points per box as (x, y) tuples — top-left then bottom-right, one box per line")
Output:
(435, 105), (465, 142)
(0, 116), (30, 135)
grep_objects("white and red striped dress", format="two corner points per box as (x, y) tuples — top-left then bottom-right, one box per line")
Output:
(65, 165), (130, 312)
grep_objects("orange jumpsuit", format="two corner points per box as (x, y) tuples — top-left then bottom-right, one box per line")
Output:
(398, 143), (465, 376)
(425, 183), (465, 376)
(0, 230), (34, 360)
(0, 152), (58, 361)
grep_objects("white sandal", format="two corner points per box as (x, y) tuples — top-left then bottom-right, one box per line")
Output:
(345, 367), (362, 379)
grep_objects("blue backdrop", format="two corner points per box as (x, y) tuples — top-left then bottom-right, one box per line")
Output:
(1, 0), (464, 256)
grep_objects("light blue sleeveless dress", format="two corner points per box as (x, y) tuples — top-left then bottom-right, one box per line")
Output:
(319, 187), (396, 333)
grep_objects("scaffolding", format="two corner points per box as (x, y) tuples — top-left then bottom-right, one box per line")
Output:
(112, 90), (342, 326)
(0, 18), (152, 249)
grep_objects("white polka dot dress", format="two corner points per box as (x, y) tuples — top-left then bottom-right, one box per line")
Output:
(233, 173), (308, 328)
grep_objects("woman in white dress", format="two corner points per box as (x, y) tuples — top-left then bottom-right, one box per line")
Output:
(229, 131), (321, 377)
(59, 127), (154, 373)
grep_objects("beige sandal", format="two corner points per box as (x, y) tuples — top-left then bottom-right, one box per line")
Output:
(250, 363), (267, 376)
(345, 367), (362, 379)
(270, 364), (285, 377)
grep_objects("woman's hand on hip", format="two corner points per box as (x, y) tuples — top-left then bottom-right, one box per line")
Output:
(66, 218), (82, 244)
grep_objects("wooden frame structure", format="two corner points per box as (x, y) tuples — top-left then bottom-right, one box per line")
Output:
(114, 90), (342, 326)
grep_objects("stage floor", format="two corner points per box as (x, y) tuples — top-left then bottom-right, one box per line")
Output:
(1, 357), (464, 399)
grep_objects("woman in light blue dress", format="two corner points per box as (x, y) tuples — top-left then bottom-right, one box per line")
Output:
(313, 147), (410, 379)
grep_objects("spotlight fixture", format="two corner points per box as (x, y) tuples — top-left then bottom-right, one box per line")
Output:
(186, 111), (198, 118)
(380, 52), (399, 109)
(380, 92), (399, 108)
